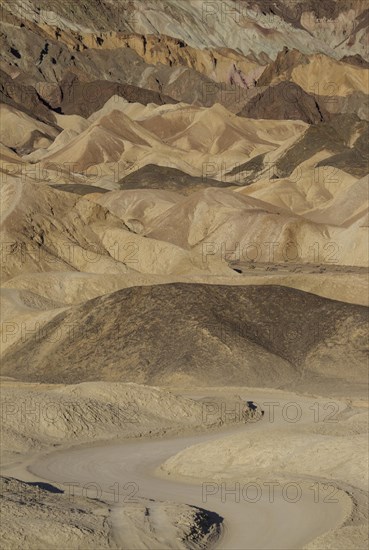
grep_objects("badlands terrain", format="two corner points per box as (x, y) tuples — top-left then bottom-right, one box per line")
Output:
(0, 0), (368, 549)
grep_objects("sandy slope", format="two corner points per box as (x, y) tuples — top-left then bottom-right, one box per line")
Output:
(0, 105), (59, 152)
(0, 380), (241, 549)
(0, 382), (207, 458)
(1, 476), (219, 550)
(4, 387), (366, 550)
(27, 101), (308, 180)
(27, 428), (349, 550)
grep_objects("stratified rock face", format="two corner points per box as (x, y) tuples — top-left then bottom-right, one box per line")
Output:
(4, 0), (367, 58)
(56, 73), (177, 117)
(1, 1), (368, 110)
(0, 69), (57, 125)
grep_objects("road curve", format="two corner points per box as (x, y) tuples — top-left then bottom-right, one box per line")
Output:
(28, 422), (347, 549)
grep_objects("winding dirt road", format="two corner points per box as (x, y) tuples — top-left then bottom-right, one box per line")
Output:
(27, 394), (348, 549)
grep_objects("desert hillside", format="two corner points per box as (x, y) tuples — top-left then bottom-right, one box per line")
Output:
(0, 1), (368, 549)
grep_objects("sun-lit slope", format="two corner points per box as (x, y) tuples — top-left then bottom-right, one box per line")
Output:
(26, 103), (177, 170)
(290, 54), (369, 98)
(0, 287), (67, 354)
(257, 49), (369, 106)
(1, 179), (232, 281)
(74, 170), (368, 266)
(299, 176), (369, 226)
(252, 49), (369, 125)
(145, 188), (292, 247)
(1, 284), (367, 387)
(237, 153), (364, 214)
(0, 477), (114, 550)
(1, 271), (169, 307)
(135, 103), (308, 154)
(161, 413), (368, 487)
(235, 160), (368, 268)
(0, 179), (134, 281)
(54, 112), (90, 132)
(263, 114), (367, 179)
(140, 186), (368, 267)
(32, 108), (164, 171)
(1, 380), (215, 456)
(0, 287), (65, 322)
(0, 143), (24, 164)
(2, 264), (369, 313)
(234, 114), (368, 210)
(28, 100), (308, 181)
(0, 104), (59, 153)
(88, 188), (181, 232)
